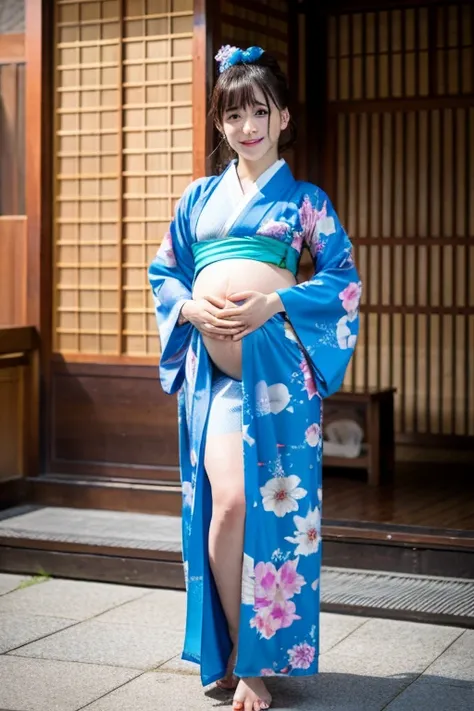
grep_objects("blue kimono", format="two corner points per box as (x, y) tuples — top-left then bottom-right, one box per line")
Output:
(149, 160), (360, 685)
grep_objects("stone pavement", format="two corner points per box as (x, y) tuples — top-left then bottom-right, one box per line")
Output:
(0, 573), (472, 711)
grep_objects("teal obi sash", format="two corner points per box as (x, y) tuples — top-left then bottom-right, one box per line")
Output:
(191, 235), (298, 279)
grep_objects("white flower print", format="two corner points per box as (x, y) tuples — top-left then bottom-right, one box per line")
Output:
(242, 424), (255, 447)
(182, 481), (194, 508)
(257, 219), (291, 238)
(157, 231), (177, 267)
(305, 423), (320, 447)
(260, 475), (307, 517)
(285, 505), (322, 556)
(241, 553), (255, 605)
(255, 381), (291, 416)
(283, 321), (298, 343)
(336, 315), (357, 350)
(316, 215), (336, 237)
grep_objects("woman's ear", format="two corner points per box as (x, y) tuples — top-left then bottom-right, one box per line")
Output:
(280, 108), (290, 131)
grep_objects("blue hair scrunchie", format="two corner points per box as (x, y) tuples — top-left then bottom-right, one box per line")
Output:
(215, 45), (264, 74)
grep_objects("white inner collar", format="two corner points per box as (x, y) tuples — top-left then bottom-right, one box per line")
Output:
(233, 158), (285, 196)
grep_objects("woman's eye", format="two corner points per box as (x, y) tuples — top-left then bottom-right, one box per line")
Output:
(255, 109), (268, 116)
(227, 113), (240, 120)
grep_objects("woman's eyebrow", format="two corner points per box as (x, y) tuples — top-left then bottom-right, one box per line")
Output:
(225, 101), (267, 113)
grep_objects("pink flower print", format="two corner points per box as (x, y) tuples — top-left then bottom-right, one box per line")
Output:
(251, 600), (300, 640)
(278, 558), (306, 599)
(158, 231), (176, 267)
(305, 423), (320, 447)
(299, 196), (326, 256)
(260, 669), (276, 677)
(288, 642), (316, 670)
(270, 599), (301, 629)
(290, 231), (304, 251)
(250, 558), (306, 639)
(257, 219), (291, 238)
(185, 346), (197, 383)
(250, 605), (281, 640)
(254, 561), (277, 608)
(339, 281), (361, 315)
(254, 559), (305, 607)
(299, 357), (317, 400)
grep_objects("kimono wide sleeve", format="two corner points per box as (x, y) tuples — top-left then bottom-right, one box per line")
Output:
(148, 179), (206, 394)
(276, 188), (361, 398)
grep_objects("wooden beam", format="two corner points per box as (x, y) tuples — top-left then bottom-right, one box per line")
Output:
(0, 326), (37, 355)
(193, 0), (220, 177)
(25, 0), (54, 476)
(325, 0), (451, 13)
(0, 33), (25, 62)
(193, 0), (208, 178)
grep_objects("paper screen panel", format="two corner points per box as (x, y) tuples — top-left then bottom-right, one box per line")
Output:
(54, 0), (193, 357)
(328, 4), (474, 438)
(0, 0), (25, 34)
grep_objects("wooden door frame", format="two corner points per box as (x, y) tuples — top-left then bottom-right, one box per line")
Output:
(193, 0), (219, 178)
(24, 0), (54, 477)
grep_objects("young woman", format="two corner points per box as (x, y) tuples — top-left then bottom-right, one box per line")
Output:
(149, 45), (361, 711)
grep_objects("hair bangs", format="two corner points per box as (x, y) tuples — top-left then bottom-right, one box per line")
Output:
(218, 68), (277, 120)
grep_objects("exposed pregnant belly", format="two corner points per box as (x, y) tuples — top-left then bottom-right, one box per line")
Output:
(192, 259), (296, 380)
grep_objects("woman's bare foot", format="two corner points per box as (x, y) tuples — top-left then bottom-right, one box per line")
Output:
(215, 645), (239, 691)
(233, 677), (272, 711)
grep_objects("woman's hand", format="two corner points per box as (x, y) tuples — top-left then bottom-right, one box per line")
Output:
(180, 296), (246, 340)
(217, 291), (284, 340)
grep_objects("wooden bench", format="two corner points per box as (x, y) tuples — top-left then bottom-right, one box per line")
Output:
(323, 387), (396, 486)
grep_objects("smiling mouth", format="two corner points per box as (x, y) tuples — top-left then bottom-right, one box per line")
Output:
(240, 138), (264, 146)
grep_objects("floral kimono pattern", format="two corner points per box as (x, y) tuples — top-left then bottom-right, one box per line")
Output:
(149, 160), (361, 686)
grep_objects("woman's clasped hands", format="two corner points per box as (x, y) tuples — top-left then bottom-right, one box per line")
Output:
(180, 291), (283, 341)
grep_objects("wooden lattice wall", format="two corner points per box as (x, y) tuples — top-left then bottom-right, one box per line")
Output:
(326, 2), (474, 440)
(54, 0), (193, 357)
(219, 0), (289, 75)
(215, 0), (298, 173)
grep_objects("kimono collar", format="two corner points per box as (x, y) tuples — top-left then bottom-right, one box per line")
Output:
(189, 158), (296, 238)
(231, 158), (286, 196)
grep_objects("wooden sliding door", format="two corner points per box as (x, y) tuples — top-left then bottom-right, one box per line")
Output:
(323, 1), (474, 447)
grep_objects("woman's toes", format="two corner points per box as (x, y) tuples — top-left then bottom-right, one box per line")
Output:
(232, 702), (244, 711)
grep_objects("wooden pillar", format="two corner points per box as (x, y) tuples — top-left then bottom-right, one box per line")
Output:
(25, 0), (54, 476)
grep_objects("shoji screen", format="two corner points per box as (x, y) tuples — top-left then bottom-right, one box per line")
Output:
(54, 0), (193, 358)
(326, 3), (474, 441)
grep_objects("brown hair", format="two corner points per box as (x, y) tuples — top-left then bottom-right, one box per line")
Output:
(209, 51), (296, 170)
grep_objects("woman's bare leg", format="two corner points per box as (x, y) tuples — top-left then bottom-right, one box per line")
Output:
(205, 430), (245, 688)
(205, 430), (272, 709)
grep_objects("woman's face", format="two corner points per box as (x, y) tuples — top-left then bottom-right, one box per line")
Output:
(221, 85), (289, 164)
